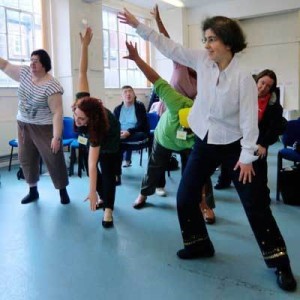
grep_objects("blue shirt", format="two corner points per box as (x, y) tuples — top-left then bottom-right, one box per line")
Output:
(119, 105), (137, 130)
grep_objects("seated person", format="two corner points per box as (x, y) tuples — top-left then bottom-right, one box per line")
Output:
(113, 86), (149, 180)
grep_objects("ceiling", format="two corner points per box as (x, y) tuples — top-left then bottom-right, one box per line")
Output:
(121, 0), (232, 10)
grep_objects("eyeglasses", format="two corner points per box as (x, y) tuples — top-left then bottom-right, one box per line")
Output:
(202, 36), (218, 44)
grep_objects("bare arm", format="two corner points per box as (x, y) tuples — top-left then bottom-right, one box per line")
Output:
(87, 146), (100, 211)
(150, 4), (170, 38)
(48, 93), (63, 154)
(124, 41), (160, 84)
(0, 57), (22, 82)
(78, 27), (93, 93)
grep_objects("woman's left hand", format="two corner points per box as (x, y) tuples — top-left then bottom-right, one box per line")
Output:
(256, 144), (267, 158)
(51, 138), (61, 154)
(234, 161), (255, 184)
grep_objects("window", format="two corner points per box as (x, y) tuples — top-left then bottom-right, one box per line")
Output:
(0, 0), (42, 87)
(102, 7), (150, 88)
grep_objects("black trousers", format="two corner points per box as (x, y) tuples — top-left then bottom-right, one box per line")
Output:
(97, 152), (119, 210)
(177, 136), (290, 268)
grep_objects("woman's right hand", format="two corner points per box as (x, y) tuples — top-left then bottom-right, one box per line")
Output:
(150, 4), (160, 21)
(118, 8), (140, 28)
(85, 191), (98, 211)
(80, 26), (93, 47)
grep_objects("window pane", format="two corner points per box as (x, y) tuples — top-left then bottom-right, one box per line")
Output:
(109, 30), (118, 50)
(0, 7), (5, 33)
(0, 1), (42, 87)
(4, 0), (18, 9)
(33, 0), (41, 14)
(20, 13), (34, 61)
(102, 10), (108, 29)
(108, 12), (117, 30)
(110, 50), (118, 69)
(20, 0), (33, 11)
(119, 32), (126, 51)
(102, 6), (150, 88)
(105, 68), (119, 88)
(103, 48), (109, 68)
(120, 69), (127, 87)
(119, 51), (127, 69)
(0, 33), (7, 58)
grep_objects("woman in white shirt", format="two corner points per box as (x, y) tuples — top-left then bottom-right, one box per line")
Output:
(118, 9), (296, 292)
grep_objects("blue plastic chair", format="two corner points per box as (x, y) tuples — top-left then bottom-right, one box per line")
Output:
(63, 116), (77, 150)
(276, 118), (300, 200)
(8, 139), (43, 173)
(8, 139), (18, 171)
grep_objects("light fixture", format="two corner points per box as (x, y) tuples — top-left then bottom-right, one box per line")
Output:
(161, 0), (184, 8)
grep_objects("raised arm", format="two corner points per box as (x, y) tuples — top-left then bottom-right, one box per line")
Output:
(150, 4), (170, 38)
(0, 57), (22, 82)
(124, 41), (160, 84)
(78, 27), (93, 93)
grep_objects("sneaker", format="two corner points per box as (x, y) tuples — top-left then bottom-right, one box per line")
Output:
(155, 187), (167, 197)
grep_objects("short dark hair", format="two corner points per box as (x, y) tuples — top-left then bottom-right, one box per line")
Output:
(121, 85), (134, 91)
(255, 69), (277, 93)
(202, 16), (247, 54)
(31, 49), (52, 72)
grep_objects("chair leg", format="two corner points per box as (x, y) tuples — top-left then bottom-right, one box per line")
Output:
(69, 147), (76, 176)
(140, 149), (143, 166)
(276, 153), (283, 201)
(8, 147), (13, 171)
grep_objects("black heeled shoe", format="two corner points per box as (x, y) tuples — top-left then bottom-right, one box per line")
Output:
(276, 265), (297, 291)
(102, 217), (114, 228)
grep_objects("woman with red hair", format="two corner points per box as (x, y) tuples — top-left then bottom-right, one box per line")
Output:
(73, 27), (120, 228)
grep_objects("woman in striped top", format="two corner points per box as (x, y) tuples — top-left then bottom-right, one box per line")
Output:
(0, 50), (70, 205)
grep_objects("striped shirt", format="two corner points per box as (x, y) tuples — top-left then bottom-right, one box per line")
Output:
(17, 66), (64, 124)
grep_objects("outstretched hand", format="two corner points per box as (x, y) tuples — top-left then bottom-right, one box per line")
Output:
(80, 26), (93, 46)
(123, 41), (139, 61)
(118, 8), (140, 28)
(150, 4), (160, 21)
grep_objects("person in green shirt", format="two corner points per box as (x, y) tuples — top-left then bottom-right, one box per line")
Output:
(124, 41), (214, 216)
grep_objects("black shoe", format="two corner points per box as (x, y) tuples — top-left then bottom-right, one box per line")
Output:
(60, 189), (70, 205)
(214, 181), (231, 190)
(115, 176), (121, 186)
(102, 218), (114, 228)
(276, 266), (297, 291)
(177, 240), (215, 259)
(21, 192), (39, 204)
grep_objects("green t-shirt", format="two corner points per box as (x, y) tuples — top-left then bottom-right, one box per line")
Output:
(154, 78), (194, 151)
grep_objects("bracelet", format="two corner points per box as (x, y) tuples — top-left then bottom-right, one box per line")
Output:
(53, 137), (61, 141)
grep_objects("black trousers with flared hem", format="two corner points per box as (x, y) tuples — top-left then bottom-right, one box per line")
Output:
(177, 136), (290, 268)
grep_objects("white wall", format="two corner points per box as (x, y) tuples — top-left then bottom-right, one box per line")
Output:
(1, 0), (300, 158)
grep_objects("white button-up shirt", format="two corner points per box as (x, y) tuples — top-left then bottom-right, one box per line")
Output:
(137, 23), (258, 164)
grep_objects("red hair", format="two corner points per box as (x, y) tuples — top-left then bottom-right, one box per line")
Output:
(74, 97), (109, 145)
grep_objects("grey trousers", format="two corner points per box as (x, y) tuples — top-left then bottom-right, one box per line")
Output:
(17, 121), (69, 189)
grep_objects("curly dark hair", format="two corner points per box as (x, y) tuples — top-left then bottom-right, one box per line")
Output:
(255, 69), (277, 93)
(31, 49), (52, 72)
(74, 97), (109, 145)
(202, 16), (247, 54)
